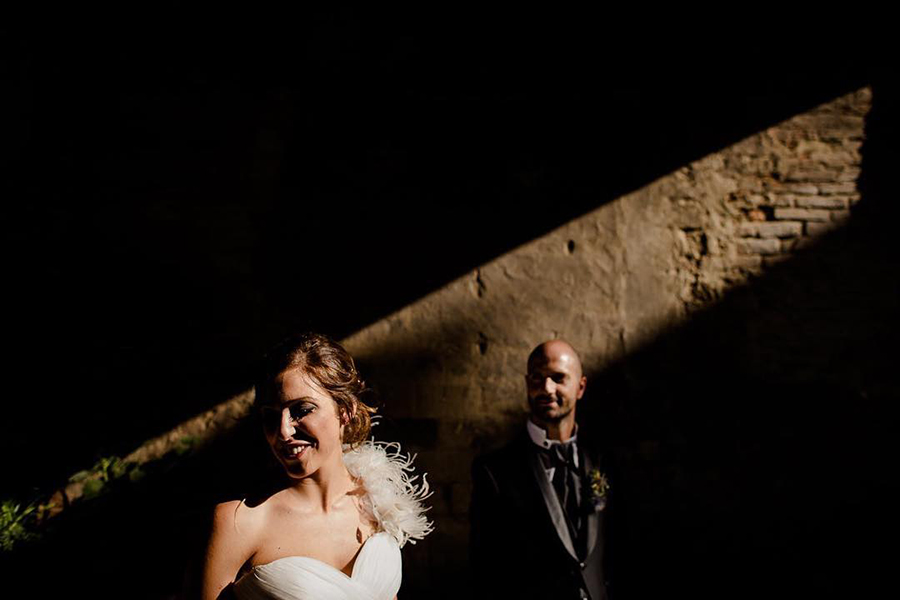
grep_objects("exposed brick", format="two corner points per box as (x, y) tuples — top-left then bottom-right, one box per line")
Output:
(783, 165), (843, 183)
(780, 238), (799, 252)
(789, 114), (864, 131)
(774, 208), (831, 222)
(769, 194), (795, 207)
(738, 238), (781, 255)
(817, 150), (861, 168)
(742, 179), (767, 194)
(730, 157), (775, 176)
(817, 182), (858, 195)
(672, 202), (706, 230)
(763, 254), (793, 267)
(779, 183), (819, 195)
(831, 209), (851, 222)
(740, 221), (803, 239)
(806, 221), (841, 236)
(795, 142), (859, 167)
(794, 196), (849, 209)
(746, 194), (766, 206)
(820, 129), (864, 142)
(732, 255), (763, 269)
(837, 168), (861, 182)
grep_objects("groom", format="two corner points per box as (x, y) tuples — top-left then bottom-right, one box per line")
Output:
(470, 340), (611, 600)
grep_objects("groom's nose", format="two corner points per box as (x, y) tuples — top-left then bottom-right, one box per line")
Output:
(543, 377), (556, 395)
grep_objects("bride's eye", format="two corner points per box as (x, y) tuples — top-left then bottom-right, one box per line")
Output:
(290, 404), (314, 421)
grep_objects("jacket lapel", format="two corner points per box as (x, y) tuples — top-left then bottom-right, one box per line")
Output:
(581, 447), (600, 558)
(527, 445), (578, 561)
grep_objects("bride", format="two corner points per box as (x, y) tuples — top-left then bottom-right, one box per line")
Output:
(201, 333), (432, 600)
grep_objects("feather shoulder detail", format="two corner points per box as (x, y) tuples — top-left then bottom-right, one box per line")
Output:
(342, 440), (434, 548)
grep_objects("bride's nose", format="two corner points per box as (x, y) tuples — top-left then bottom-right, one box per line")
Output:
(278, 408), (296, 440)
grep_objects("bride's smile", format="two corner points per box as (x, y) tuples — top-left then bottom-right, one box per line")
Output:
(261, 371), (346, 479)
(202, 332), (431, 600)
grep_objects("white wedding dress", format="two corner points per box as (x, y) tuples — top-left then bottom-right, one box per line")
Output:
(232, 441), (432, 600)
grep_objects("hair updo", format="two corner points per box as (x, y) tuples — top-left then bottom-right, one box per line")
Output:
(255, 332), (376, 448)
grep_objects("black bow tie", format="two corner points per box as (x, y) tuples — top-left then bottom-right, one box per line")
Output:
(540, 440), (578, 473)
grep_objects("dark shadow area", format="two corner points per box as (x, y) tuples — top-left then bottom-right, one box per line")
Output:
(4, 71), (895, 600)
(1, 10), (875, 497)
(1, 9), (895, 600)
(566, 74), (900, 599)
(581, 223), (898, 592)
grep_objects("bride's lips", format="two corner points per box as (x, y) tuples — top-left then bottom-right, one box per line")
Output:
(281, 441), (315, 460)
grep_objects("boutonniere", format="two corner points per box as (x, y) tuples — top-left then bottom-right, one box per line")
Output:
(587, 468), (610, 511)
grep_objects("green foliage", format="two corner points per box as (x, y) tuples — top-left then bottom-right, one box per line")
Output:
(174, 435), (197, 457)
(66, 455), (145, 501)
(0, 497), (59, 552)
(93, 456), (126, 482)
(1, 500), (37, 552)
(81, 479), (105, 500)
(128, 465), (146, 483)
(68, 470), (92, 483)
(4, 439), (197, 552)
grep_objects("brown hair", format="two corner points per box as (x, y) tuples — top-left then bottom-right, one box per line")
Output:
(255, 332), (376, 448)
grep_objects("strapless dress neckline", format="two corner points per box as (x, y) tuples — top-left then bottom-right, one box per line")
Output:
(232, 442), (433, 600)
(249, 530), (386, 579)
(234, 532), (401, 600)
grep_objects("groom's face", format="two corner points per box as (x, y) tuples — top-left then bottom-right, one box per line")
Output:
(526, 341), (586, 424)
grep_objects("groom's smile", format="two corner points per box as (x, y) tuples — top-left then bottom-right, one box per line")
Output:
(525, 340), (587, 428)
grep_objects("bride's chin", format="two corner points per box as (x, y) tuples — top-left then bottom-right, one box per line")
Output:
(283, 464), (313, 479)
(280, 455), (308, 471)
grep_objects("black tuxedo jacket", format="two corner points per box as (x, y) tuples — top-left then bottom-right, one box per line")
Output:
(470, 431), (612, 600)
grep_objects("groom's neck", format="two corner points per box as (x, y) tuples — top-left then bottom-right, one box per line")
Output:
(531, 414), (576, 443)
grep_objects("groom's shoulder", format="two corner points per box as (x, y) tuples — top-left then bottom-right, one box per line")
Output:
(472, 431), (530, 472)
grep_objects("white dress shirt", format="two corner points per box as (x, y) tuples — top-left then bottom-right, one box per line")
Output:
(526, 419), (579, 482)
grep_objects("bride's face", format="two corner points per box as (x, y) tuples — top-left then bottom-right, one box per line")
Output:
(261, 368), (345, 480)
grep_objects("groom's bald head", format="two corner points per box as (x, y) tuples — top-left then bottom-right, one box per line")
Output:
(527, 340), (584, 378)
(526, 339), (586, 425)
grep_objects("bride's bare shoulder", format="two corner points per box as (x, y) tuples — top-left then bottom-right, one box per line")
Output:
(203, 499), (271, 599)
(218, 487), (304, 529)
(212, 495), (275, 540)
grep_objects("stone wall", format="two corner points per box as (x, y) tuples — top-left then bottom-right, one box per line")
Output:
(341, 87), (877, 596)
